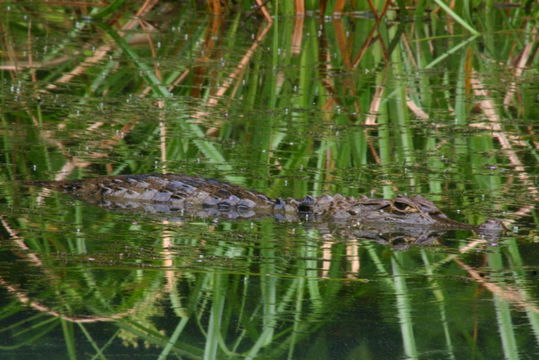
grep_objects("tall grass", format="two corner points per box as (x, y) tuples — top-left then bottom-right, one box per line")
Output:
(0, 0), (537, 359)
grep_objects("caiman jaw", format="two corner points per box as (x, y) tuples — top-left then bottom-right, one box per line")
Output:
(26, 173), (505, 235)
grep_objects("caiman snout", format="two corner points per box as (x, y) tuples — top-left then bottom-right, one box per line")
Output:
(478, 218), (508, 233)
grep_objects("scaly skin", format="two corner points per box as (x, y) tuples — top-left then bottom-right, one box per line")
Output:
(27, 174), (505, 234)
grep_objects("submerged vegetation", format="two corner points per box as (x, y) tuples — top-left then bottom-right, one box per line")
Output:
(0, 1), (538, 359)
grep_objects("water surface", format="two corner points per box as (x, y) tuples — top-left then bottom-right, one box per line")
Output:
(0, 2), (538, 359)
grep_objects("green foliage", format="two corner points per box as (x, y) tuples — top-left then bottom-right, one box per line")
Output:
(0, 1), (537, 359)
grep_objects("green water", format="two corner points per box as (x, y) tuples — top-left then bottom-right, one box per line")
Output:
(0, 2), (538, 359)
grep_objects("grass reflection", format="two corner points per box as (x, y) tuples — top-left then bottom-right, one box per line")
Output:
(0, 1), (537, 359)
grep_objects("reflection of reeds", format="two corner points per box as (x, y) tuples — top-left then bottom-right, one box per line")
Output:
(0, 0), (537, 358)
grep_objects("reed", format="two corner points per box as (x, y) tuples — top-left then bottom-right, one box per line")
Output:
(0, 0), (537, 359)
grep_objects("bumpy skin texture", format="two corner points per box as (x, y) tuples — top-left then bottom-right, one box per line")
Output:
(33, 174), (275, 219)
(30, 174), (505, 240)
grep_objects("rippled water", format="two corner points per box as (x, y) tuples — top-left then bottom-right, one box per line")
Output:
(0, 2), (538, 359)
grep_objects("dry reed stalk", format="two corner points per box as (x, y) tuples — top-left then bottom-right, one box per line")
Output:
(470, 72), (538, 224)
(320, 238), (333, 278)
(334, 0), (346, 16)
(189, 14), (223, 99)
(139, 20), (163, 82)
(470, 72), (538, 199)
(333, 18), (352, 69)
(295, 0), (305, 17)
(161, 226), (175, 292)
(318, 22), (338, 111)
(317, 21), (364, 121)
(255, 0), (273, 23)
(291, 14), (304, 54)
(0, 217), (44, 267)
(46, 0), (159, 90)
(351, 0), (391, 69)
(0, 273), (142, 322)
(34, 114), (137, 201)
(351, 28), (380, 69)
(503, 27), (537, 106)
(365, 85), (385, 125)
(399, 35), (429, 120)
(346, 240), (360, 279)
(35, 160), (79, 204)
(0, 23), (19, 80)
(401, 33), (418, 68)
(365, 64), (387, 126)
(0, 215), (141, 322)
(454, 258), (539, 314)
(319, 0), (328, 16)
(157, 100), (167, 173)
(35, 1), (162, 185)
(0, 56), (72, 70)
(459, 239), (489, 253)
(367, 0), (392, 22)
(331, 18), (359, 106)
(444, 0), (456, 35)
(189, 21), (272, 133)
(166, 69), (191, 92)
(406, 97), (429, 120)
(44, 43), (111, 90)
(207, 0), (221, 16)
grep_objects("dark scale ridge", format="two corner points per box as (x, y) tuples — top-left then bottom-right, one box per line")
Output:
(27, 174), (506, 248)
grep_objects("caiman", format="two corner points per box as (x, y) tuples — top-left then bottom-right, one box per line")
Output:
(28, 174), (505, 241)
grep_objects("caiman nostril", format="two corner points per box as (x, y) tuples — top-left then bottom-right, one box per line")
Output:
(298, 196), (315, 212)
(25, 173), (505, 242)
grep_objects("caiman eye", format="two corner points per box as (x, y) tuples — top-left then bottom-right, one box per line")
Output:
(393, 201), (408, 210)
(298, 196), (314, 212)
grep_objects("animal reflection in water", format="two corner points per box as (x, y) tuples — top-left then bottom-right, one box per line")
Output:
(28, 174), (506, 248)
